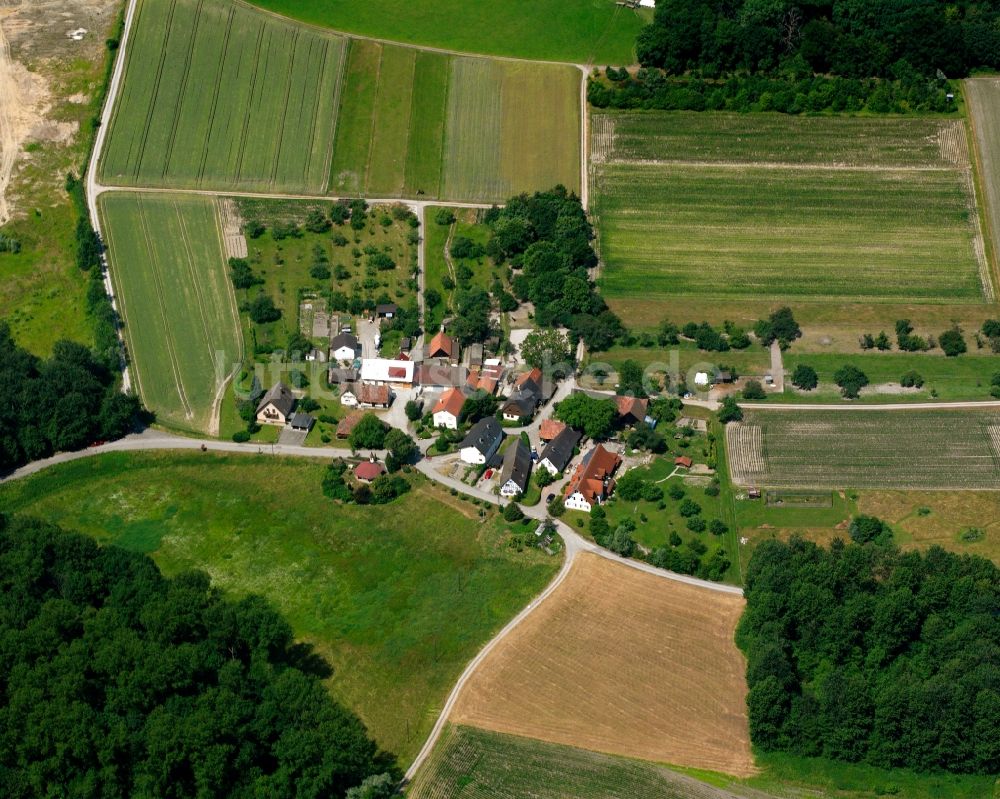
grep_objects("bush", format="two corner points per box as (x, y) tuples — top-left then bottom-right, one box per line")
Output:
(686, 516), (707, 533)
(938, 326), (967, 357)
(849, 514), (892, 545)
(718, 395), (743, 424)
(833, 364), (869, 399)
(742, 380), (766, 400)
(247, 295), (281, 324)
(709, 519), (728, 535)
(232, 430), (251, 443)
(900, 370), (924, 388)
(503, 502), (524, 522)
(679, 498), (701, 517)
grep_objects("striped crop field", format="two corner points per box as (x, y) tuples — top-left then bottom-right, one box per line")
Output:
(727, 408), (1000, 490)
(331, 42), (581, 202)
(99, 193), (243, 434)
(592, 112), (991, 310)
(408, 725), (735, 799)
(965, 77), (1000, 273)
(100, 0), (346, 193)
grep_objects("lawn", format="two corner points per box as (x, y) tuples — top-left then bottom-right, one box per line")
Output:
(423, 207), (497, 331)
(408, 726), (993, 799)
(100, 0), (346, 193)
(245, 0), (644, 64)
(0, 452), (561, 766)
(728, 408), (1000, 490)
(592, 111), (991, 323)
(99, 192), (243, 434)
(331, 45), (581, 202)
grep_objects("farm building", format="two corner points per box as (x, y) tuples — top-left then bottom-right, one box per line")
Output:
(375, 303), (397, 319)
(354, 459), (386, 482)
(465, 343), (484, 367)
(361, 358), (414, 387)
(327, 367), (359, 385)
(563, 444), (621, 512)
(466, 363), (504, 395)
(432, 387), (467, 429)
(539, 426), (582, 476)
(427, 330), (459, 363)
(256, 382), (295, 426)
(331, 332), (360, 362)
(341, 383), (391, 408)
(538, 418), (567, 441)
(416, 363), (469, 390)
(675, 455), (693, 469)
(336, 411), (365, 439)
(498, 440), (531, 498)
(616, 395), (649, 425)
(460, 417), (504, 465)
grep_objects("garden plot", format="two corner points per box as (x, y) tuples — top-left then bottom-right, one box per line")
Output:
(728, 409), (1000, 490)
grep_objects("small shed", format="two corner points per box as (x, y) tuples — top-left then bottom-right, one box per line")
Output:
(355, 460), (386, 482)
(674, 455), (693, 469)
(290, 412), (315, 432)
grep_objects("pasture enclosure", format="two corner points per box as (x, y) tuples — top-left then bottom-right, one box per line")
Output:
(331, 43), (581, 202)
(101, 0), (346, 193)
(450, 553), (754, 776)
(408, 725), (746, 799)
(246, 0), (643, 64)
(728, 408), (1000, 490)
(592, 112), (990, 315)
(99, 192), (242, 433)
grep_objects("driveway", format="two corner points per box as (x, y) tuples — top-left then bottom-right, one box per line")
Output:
(357, 318), (380, 358)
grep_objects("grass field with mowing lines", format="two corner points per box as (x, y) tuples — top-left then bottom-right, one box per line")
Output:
(331, 46), (580, 202)
(966, 77), (1000, 273)
(728, 408), (1000, 490)
(99, 193), (241, 433)
(451, 553), (754, 776)
(0, 453), (561, 766)
(247, 0), (644, 64)
(593, 111), (988, 316)
(101, 0), (345, 193)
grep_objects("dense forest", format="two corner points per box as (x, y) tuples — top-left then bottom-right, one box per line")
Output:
(637, 0), (1000, 78)
(738, 537), (999, 775)
(484, 188), (624, 352)
(0, 323), (144, 472)
(0, 516), (394, 798)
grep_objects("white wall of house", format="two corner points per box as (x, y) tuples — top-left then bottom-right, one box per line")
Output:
(564, 492), (593, 512)
(539, 458), (560, 476)
(460, 446), (487, 465)
(256, 404), (287, 426)
(340, 393), (358, 407)
(333, 346), (356, 361)
(433, 411), (458, 429)
(500, 480), (522, 498)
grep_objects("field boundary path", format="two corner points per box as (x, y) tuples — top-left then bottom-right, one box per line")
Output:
(769, 342), (784, 392)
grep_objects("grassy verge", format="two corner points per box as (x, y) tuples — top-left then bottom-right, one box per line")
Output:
(0, 452), (561, 766)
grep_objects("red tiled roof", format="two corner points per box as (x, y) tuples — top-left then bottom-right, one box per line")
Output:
(674, 455), (693, 468)
(615, 395), (649, 419)
(538, 419), (566, 441)
(428, 331), (456, 359)
(433, 387), (466, 418)
(336, 411), (364, 438)
(515, 368), (543, 388)
(356, 384), (390, 405)
(355, 461), (385, 481)
(388, 366), (407, 378)
(563, 444), (621, 504)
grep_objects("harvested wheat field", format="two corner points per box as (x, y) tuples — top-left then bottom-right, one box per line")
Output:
(450, 553), (755, 776)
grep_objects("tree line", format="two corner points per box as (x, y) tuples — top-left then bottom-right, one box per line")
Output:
(0, 515), (396, 798)
(738, 536), (999, 775)
(0, 323), (144, 472)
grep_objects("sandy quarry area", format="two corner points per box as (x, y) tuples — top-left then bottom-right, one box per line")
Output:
(0, 0), (117, 223)
(450, 553), (756, 777)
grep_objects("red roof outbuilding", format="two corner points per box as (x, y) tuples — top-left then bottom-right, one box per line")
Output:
(355, 461), (386, 482)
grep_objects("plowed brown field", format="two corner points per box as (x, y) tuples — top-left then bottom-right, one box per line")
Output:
(450, 553), (755, 777)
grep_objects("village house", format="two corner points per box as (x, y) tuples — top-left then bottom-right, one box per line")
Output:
(538, 418), (567, 442)
(354, 458), (386, 483)
(563, 444), (622, 512)
(674, 455), (693, 469)
(336, 410), (364, 439)
(538, 426), (581, 476)
(616, 395), (649, 426)
(426, 330), (459, 363)
(415, 362), (468, 390)
(360, 357), (414, 388)
(498, 440), (531, 498)
(466, 363), (504, 395)
(459, 417), (503, 465)
(327, 366), (359, 385)
(340, 382), (391, 409)
(330, 332), (360, 362)
(255, 382), (295, 426)
(432, 387), (466, 430)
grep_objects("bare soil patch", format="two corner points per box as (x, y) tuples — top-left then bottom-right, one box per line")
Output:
(450, 552), (755, 777)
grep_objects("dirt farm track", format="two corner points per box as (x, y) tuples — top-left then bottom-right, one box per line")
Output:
(449, 553), (756, 777)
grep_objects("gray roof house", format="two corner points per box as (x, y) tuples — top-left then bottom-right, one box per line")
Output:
(538, 427), (582, 476)
(459, 417), (503, 465)
(498, 439), (531, 497)
(255, 382), (295, 425)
